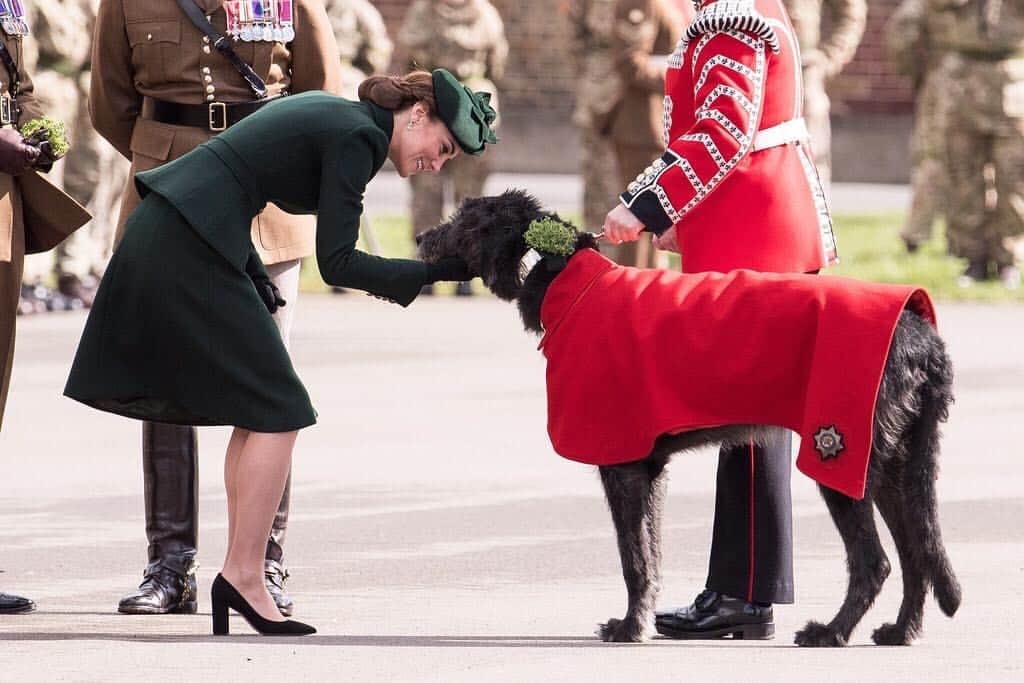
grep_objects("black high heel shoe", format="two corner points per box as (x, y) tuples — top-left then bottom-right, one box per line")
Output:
(211, 573), (316, 636)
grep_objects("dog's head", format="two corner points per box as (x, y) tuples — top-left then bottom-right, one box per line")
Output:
(416, 189), (597, 301)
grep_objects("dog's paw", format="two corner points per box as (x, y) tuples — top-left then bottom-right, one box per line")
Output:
(871, 622), (914, 646)
(794, 621), (847, 647)
(597, 617), (648, 643)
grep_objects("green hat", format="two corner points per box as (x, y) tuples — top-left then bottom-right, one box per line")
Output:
(432, 69), (498, 156)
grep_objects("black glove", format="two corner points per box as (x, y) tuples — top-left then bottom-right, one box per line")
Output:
(251, 273), (286, 314)
(23, 128), (60, 173)
(424, 256), (473, 284)
(0, 128), (39, 176)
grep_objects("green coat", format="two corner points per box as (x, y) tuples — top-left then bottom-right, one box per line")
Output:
(138, 91), (429, 306)
(65, 92), (425, 431)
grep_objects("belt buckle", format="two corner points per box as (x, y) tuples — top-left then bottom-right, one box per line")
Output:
(0, 98), (12, 126)
(208, 102), (227, 132)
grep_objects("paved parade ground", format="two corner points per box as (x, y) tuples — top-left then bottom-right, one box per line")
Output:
(0, 291), (1021, 682)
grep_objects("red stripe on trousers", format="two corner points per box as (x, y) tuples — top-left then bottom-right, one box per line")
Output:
(748, 441), (756, 602)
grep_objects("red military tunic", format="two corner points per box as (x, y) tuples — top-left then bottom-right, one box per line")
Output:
(538, 250), (935, 500)
(620, 0), (836, 274)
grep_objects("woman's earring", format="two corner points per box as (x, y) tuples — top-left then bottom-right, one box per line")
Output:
(406, 121), (415, 131)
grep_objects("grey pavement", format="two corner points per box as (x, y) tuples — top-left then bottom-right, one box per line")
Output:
(364, 172), (911, 217)
(0, 294), (1021, 681)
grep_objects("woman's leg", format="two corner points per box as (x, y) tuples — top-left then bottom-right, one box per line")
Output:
(223, 427), (251, 562)
(221, 430), (298, 621)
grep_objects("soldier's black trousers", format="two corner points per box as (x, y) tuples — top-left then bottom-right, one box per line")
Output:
(705, 434), (795, 604)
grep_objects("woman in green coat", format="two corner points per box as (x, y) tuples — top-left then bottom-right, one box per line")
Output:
(65, 69), (496, 636)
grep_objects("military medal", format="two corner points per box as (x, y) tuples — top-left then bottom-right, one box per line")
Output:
(259, 0), (276, 41)
(11, 0), (27, 34)
(236, 0), (252, 41)
(224, 1), (242, 41)
(278, 0), (294, 42)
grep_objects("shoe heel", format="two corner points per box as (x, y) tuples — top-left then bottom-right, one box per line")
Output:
(212, 597), (229, 635)
(172, 600), (198, 615)
(734, 623), (774, 640)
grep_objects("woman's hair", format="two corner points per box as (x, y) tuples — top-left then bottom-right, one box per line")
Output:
(358, 71), (437, 115)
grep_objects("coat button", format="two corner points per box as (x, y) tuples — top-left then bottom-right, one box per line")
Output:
(202, 67), (210, 74)
(206, 85), (215, 94)
(206, 94), (215, 102)
(203, 46), (211, 54)
(147, 33), (153, 40)
(204, 75), (212, 83)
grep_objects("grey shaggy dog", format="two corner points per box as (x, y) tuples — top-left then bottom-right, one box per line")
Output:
(416, 189), (961, 646)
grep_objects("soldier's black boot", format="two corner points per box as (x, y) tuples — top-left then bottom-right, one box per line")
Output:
(264, 472), (295, 617)
(0, 591), (36, 614)
(118, 423), (199, 615)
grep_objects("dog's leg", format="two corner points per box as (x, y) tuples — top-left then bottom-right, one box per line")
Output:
(597, 461), (658, 642)
(644, 455), (670, 603)
(794, 486), (890, 647)
(871, 480), (927, 646)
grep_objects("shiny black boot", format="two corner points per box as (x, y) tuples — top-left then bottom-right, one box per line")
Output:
(265, 473), (294, 616)
(0, 591), (36, 614)
(118, 423), (199, 615)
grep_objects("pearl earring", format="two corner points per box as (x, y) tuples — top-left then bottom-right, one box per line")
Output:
(406, 121), (415, 130)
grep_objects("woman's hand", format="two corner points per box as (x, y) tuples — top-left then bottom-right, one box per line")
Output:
(654, 227), (679, 253)
(602, 204), (646, 244)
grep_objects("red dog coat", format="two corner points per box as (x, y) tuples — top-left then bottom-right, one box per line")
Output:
(538, 250), (936, 500)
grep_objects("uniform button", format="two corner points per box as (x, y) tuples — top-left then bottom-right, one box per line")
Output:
(202, 67), (210, 74)
(203, 46), (211, 54)
(204, 75), (212, 83)
(202, 35), (210, 44)
(147, 33), (153, 40)
(206, 85), (215, 94)
(206, 94), (215, 102)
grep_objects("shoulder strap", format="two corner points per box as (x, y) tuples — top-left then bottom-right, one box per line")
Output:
(0, 41), (20, 98)
(174, 0), (268, 98)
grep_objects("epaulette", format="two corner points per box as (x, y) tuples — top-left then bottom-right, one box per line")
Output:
(684, 0), (780, 53)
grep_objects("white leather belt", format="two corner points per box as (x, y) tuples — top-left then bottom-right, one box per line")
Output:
(752, 117), (809, 152)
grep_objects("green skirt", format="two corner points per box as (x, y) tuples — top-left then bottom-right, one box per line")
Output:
(64, 194), (316, 432)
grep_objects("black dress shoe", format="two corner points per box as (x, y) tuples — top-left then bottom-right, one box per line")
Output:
(655, 590), (774, 640)
(118, 559), (198, 614)
(0, 592), (36, 614)
(264, 559), (294, 617)
(211, 574), (315, 636)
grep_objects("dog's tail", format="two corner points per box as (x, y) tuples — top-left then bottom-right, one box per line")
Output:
(909, 334), (961, 617)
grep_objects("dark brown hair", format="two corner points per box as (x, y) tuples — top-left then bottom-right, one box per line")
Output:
(358, 71), (437, 114)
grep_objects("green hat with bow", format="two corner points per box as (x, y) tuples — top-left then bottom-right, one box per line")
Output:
(432, 68), (498, 156)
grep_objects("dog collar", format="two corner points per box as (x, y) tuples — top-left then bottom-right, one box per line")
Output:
(518, 248), (543, 284)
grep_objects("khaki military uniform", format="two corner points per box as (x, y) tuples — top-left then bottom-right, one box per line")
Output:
(567, 0), (625, 235)
(886, 0), (951, 248)
(935, 0), (1024, 277)
(90, 0), (341, 266)
(603, 0), (683, 268)
(324, 0), (393, 99)
(20, 0), (97, 285)
(1, 26), (91, 426)
(399, 0), (508, 236)
(783, 0), (866, 191)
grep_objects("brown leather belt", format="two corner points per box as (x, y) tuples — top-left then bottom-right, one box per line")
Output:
(149, 94), (286, 132)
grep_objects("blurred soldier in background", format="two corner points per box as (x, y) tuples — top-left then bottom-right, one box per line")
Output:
(938, 0), (1023, 288)
(603, 0), (684, 268)
(324, 0), (393, 99)
(566, 0), (625, 238)
(886, 0), (949, 254)
(399, 0), (507, 296)
(783, 0), (866, 191)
